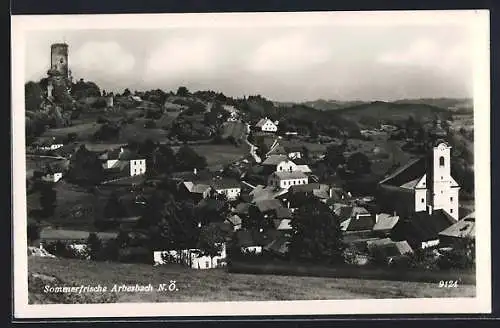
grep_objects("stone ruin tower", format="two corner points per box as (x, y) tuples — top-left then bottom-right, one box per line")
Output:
(47, 43), (73, 100)
(45, 43), (74, 126)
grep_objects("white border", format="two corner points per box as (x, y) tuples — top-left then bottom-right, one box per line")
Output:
(11, 10), (491, 318)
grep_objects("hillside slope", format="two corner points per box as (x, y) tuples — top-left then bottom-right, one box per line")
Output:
(28, 257), (474, 304)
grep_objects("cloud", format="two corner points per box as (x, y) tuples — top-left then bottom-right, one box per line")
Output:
(376, 38), (472, 75)
(144, 36), (219, 80)
(245, 33), (332, 73)
(70, 41), (135, 78)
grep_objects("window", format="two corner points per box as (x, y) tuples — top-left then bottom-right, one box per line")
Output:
(450, 197), (453, 202)
(278, 166), (282, 171)
(206, 261), (210, 268)
(421, 198), (424, 203)
(439, 156), (445, 167)
(450, 209), (453, 213)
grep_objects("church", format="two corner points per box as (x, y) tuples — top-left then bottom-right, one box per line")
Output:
(377, 120), (460, 221)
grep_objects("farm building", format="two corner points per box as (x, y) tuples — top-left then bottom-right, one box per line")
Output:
(268, 171), (309, 189)
(255, 117), (278, 133)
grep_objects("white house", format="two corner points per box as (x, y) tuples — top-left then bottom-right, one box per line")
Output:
(255, 117), (278, 132)
(153, 243), (227, 269)
(39, 143), (64, 151)
(100, 147), (147, 177)
(210, 177), (241, 201)
(268, 171), (308, 189)
(129, 159), (147, 176)
(262, 155), (298, 173)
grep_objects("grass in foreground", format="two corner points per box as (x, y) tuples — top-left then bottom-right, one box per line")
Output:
(28, 257), (475, 304)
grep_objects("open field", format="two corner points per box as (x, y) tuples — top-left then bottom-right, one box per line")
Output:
(221, 121), (246, 140)
(179, 144), (248, 168)
(41, 123), (102, 140)
(28, 257), (475, 304)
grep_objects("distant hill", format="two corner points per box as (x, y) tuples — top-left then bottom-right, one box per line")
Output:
(393, 98), (473, 112)
(333, 101), (453, 128)
(274, 99), (369, 111)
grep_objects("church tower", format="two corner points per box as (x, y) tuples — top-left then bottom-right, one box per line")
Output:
(430, 142), (459, 216)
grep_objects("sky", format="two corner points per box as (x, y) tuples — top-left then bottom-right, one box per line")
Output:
(24, 23), (474, 102)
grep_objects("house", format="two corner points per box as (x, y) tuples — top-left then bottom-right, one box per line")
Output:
(235, 230), (264, 254)
(261, 155), (298, 173)
(100, 147), (147, 177)
(378, 136), (460, 221)
(39, 161), (67, 183)
(249, 185), (289, 203)
(391, 209), (456, 249)
(372, 213), (400, 237)
(181, 181), (213, 202)
(438, 212), (475, 246)
(284, 145), (304, 160)
(153, 243), (227, 269)
(36, 137), (64, 151)
(279, 183), (336, 209)
(225, 214), (243, 231)
(268, 171), (308, 189)
(263, 233), (290, 256)
(209, 177), (241, 201)
(255, 199), (286, 217)
(367, 238), (413, 265)
(255, 117), (278, 133)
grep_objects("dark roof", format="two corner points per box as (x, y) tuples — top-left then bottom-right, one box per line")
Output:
(262, 155), (289, 166)
(255, 199), (284, 213)
(276, 207), (293, 219)
(379, 157), (426, 187)
(372, 214), (400, 231)
(344, 215), (376, 232)
(401, 209), (456, 243)
(234, 202), (251, 215)
(208, 177), (241, 190)
(288, 183), (321, 194)
(439, 216), (475, 239)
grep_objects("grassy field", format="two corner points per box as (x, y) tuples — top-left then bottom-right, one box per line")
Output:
(221, 121), (246, 141)
(28, 257), (475, 304)
(41, 123), (102, 140)
(190, 144), (248, 167)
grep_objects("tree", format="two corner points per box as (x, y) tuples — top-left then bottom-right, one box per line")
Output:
(196, 224), (226, 260)
(255, 138), (269, 159)
(25, 81), (44, 112)
(86, 233), (102, 260)
(346, 152), (371, 175)
(324, 144), (345, 171)
(103, 192), (126, 219)
(176, 86), (189, 97)
(39, 183), (57, 218)
(288, 196), (344, 264)
(27, 218), (41, 244)
(175, 145), (207, 171)
(66, 145), (104, 186)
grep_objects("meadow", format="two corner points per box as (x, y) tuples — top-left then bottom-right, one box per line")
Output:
(28, 257), (475, 304)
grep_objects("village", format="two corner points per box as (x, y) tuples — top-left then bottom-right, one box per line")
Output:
(26, 43), (475, 279)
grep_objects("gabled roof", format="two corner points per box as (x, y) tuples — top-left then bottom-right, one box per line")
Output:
(373, 214), (400, 231)
(226, 214), (242, 227)
(250, 185), (288, 203)
(379, 157), (426, 187)
(272, 171), (308, 180)
(262, 155), (289, 166)
(402, 209), (456, 242)
(295, 165), (312, 173)
(343, 214), (375, 232)
(255, 199), (284, 213)
(439, 216), (475, 239)
(183, 181), (211, 194)
(255, 118), (275, 128)
(263, 235), (290, 255)
(276, 207), (293, 219)
(276, 218), (292, 230)
(209, 177), (241, 190)
(335, 206), (370, 221)
(234, 202), (251, 215)
(288, 183), (321, 194)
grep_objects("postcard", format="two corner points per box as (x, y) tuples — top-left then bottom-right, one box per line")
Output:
(11, 10), (491, 318)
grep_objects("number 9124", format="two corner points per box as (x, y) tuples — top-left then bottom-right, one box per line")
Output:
(439, 280), (458, 288)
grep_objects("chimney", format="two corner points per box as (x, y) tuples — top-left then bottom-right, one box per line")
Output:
(193, 168), (197, 175)
(393, 211), (397, 217)
(427, 205), (433, 215)
(329, 187), (333, 198)
(120, 147), (124, 154)
(375, 213), (379, 223)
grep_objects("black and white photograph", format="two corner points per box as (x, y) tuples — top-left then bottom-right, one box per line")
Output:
(11, 10), (491, 318)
